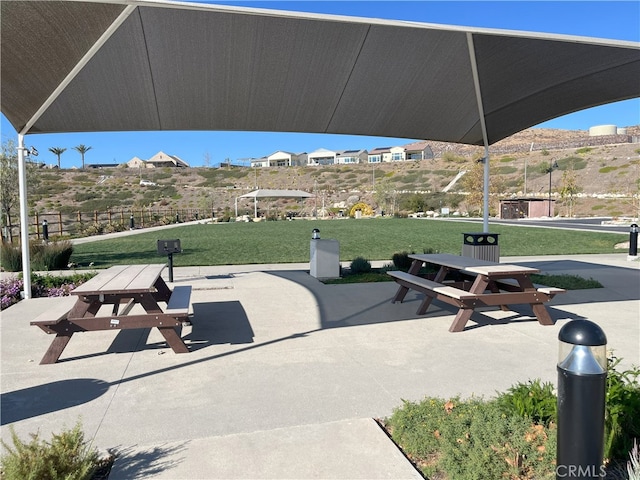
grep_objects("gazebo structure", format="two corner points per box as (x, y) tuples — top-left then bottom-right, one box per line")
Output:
(236, 189), (315, 218)
(1, 0), (639, 297)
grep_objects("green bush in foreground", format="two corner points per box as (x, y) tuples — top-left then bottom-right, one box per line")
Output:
(385, 358), (640, 479)
(0, 240), (73, 272)
(1, 421), (99, 480)
(349, 256), (372, 274)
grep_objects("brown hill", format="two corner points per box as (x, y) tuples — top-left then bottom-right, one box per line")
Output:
(28, 127), (640, 231)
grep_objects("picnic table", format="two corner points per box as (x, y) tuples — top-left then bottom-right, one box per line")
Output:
(31, 264), (192, 364)
(388, 253), (564, 332)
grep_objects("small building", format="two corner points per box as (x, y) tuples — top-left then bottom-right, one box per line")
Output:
(308, 148), (338, 166)
(403, 141), (434, 160)
(127, 156), (147, 168)
(367, 146), (391, 163)
(146, 151), (189, 168)
(500, 198), (555, 219)
(336, 149), (367, 164)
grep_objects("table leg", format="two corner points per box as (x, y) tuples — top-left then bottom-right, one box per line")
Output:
(449, 308), (474, 333)
(391, 260), (424, 303)
(158, 327), (189, 353)
(531, 303), (555, 326)
(39, 334), (73, 364)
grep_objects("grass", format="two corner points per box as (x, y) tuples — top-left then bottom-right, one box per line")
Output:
(70, 218), (625, 268)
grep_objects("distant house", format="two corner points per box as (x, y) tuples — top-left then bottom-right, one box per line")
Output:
(125, 152), (189, 168)
(367, 147), (391, 163)
(146, 151), (189, 168)
(336, 149), (367, 164)
(127, 156), (147, 169)
(86, 163), (119, 169)
(250, 157), (269, 168)
(308, 148), (338, 166)
(265, 151), (307, 167)
(403, 141), (434, 161)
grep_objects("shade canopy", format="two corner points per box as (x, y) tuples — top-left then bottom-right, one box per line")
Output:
(2, 0), (639, 145)
(239, 189), (315, 199)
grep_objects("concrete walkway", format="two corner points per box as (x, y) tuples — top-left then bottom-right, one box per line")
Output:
(1, 254), (638, 479)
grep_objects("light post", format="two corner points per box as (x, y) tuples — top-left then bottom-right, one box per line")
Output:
(547, 159), (559, 217)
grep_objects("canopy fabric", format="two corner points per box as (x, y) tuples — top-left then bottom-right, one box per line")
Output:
(2, 0), (639, 146)
(239, 189), (314, 199)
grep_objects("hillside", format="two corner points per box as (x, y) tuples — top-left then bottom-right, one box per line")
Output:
(27, 127), (640, 227)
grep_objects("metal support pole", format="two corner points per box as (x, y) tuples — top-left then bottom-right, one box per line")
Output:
(557, 320), (607, 480)
(129, 214), (134, 230)
(167, 253), (174, 283)
(18, 135), (32, 299)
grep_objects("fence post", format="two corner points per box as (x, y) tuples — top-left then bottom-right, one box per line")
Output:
(108, 209), (112, 225)
(140, 209), (144, 228)
(94, 210), (98, 224)
(58, 211), (63, 236)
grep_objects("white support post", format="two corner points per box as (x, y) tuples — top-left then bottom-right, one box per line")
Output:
(18, 134), (32, 299)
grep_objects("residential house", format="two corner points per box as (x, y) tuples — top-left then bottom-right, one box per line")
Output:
(146, 151), (189, 168)
(367, 147), (391, 163)
(250, 157), (269, 168)
(307, 148), (338, 166)
(336, 149), (367, 164)
(126, 156), (146, 169)
(403, 141), (434, 160)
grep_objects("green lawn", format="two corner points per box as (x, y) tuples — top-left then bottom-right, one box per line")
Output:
(70, 218), (625, 268)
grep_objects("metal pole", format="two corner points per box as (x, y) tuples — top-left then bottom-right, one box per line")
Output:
(549, 169), (552, 217)
(167, 253), (174, 283)
(557, 320), (607, 480)
(18, 135), (32, 299)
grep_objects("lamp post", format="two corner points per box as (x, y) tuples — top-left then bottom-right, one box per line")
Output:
(547, 159), (559, 217)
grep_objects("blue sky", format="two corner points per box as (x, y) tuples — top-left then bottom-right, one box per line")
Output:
(1, 1), (638, 168)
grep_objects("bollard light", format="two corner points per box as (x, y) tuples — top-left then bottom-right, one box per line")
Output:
(312, 228), (320, 240)
(629, 223), (638, 257)
(557, 319), (607, 480)
(42, 219), (49, 242)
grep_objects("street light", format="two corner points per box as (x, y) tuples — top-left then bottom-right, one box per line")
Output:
(547, 159), (559, 217)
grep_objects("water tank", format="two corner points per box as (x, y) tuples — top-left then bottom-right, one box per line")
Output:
(589, 125), (617, 136)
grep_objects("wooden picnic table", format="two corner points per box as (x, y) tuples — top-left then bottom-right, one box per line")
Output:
(389, 253), (564, 332)
(31, 264), (192, 364)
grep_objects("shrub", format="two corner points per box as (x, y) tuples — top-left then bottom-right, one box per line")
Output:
(350, 256), (371, 274)
(628, 439), (640, 480)
(494, 379), (557, 426)
(0, 421), (100, 480)
(605, 357), (640, 462)
(0, 243), (22, 271)
(0, 241), (74, 272)
(392, 251), (413, 271)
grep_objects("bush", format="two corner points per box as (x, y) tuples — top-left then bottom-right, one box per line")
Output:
(494, 379), (557, 426)
(0, 243), (22, 271)
(392, 251), (413, 271)
(386, 396), (556, 479)
(350, 256), (371, 274)
(0, 241), (73, 272)
(605, 357), (640, 462)
(0, 421), (100, 480)
(31, 240), (74, 271)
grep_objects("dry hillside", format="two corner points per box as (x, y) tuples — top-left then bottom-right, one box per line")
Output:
(28, 127), (640, 225)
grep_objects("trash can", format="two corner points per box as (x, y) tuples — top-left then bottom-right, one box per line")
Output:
(461, 232), (500, 262)
(310, 229), (340, 280)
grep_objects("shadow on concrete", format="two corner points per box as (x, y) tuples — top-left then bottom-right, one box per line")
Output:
(185, 301), (254, 348)
(109, 442), (188, 480)
(1, 378), (110, 425)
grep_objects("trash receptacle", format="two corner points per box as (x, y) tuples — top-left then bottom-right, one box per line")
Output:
(461, 232), (500, 262)
(310, 229), (340, 280)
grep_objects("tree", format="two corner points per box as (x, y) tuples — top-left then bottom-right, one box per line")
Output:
(48, 147), (66, 169)
(559, 167), (581, 218)
(461, 156), (506, 217)
(73, 144), (92, 170)
(0, 140), (40, 240)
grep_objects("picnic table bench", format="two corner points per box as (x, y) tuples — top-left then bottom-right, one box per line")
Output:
(388, 253), (565, 332)
(31, 264), (192, 364)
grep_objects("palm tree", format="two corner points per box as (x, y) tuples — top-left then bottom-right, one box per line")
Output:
(73, 144), (92, 170)
(48, 147), (66, 169)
